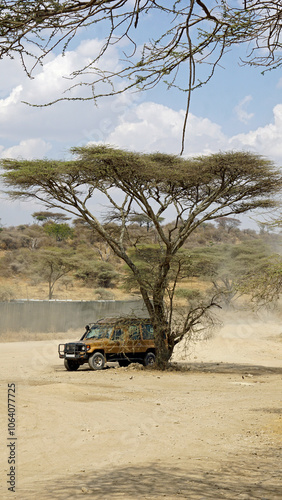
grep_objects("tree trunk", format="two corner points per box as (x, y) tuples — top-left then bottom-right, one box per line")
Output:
(150, 258), (173, 369)
(152, 313), (173, 370)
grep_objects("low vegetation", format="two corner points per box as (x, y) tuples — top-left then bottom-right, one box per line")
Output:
(0, 214), (281, 305)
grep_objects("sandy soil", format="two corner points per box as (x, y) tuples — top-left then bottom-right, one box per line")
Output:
(0, 312), (281, 500)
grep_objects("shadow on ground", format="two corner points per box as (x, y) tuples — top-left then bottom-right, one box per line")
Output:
(175, 361), (282, 376)
(54, 361), (282, 376)
(20, 450), (282, 500)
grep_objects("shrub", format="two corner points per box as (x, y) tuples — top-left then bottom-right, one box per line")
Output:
(0, 285), (15, 301)
(175, 288), (202, 301)
(93, 288), (115, 300)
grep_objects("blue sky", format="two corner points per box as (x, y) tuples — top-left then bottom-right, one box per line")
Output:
(0, 8), (282, 227)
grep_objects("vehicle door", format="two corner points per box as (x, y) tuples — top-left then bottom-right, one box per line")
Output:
(126, 324), (143, 354)
(107, 326), (126, 354)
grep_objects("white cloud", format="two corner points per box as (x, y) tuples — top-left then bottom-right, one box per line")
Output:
(91, 100), (282, 165)
(24, 38), (121, 104)
(0, 85), (23, 109)
(1, 37), (280, 165)
(229, 103), (282, 162)
(102, 102), (227, 155)
(234, 95), (254, 124)
(0, 38), (125, 154)
(0, 139), (52, 159)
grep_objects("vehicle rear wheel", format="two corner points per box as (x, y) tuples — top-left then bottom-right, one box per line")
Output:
(64, 359), (80, 371)
(143, 352), (156, 366)
(88, 352), (106, 370)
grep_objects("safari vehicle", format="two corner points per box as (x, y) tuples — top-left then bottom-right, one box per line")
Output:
(58, 317), (161, 371)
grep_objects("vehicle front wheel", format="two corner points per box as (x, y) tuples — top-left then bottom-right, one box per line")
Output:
(64, 359), (80, 371)
(143, 352), (156, 367)
(88, 352), (106, 370)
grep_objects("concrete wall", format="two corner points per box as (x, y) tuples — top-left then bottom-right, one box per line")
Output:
(0, 299), (147, 333)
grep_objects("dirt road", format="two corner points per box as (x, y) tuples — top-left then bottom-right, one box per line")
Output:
(0, 313), (281, 499)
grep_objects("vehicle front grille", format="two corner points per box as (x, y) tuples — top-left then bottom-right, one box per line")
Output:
(65, 343), (85, 355)
(65, 343), (77, 354)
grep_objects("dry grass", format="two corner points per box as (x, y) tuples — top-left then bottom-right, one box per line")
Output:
(0, 329), (80, 343)
(0, 275), (209, 303)
(0, 276), (136, 301)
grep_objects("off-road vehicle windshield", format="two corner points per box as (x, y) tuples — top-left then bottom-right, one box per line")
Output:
(84, 325), (112, 340)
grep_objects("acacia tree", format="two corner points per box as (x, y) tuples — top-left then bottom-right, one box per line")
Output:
(238, 256), (282, 307)
(0, 1), (281, 151)
(32, 211), (70, 224)
(1, 146), (281, 367)
(31, 247), (76, 299)
(185, 241), (276, 307)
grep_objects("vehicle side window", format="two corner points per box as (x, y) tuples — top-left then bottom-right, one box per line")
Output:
(112, 328), (124, 341)
(142, 324), (154, 340)
(103, 327), (113, 339)
(128, 325), (141, 340)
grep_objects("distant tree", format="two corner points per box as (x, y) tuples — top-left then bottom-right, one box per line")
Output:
(75, 254), (119, 288)
(43, 222), (74, 242)
(95, 263), (119, 288)
(0, 2), (281, 151)
(1, 146), (281, 368)
(186, 241), (275, 307)
(216, 217), (241, 233)
(30, 248), (76, 299)
(32, 211), (70, 224)
(238, 255), (282, 307)
(93, 241), (112, 263)
(129, 214), (165, 232)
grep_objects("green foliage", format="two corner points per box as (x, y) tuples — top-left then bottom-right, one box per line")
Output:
(122, 244), (189, 294)
(96, 263), (119, 288)
(74, 252), (119, 288)
(43, 222), (74, 241)
(182, 240), (277, 307)
(174, 288), (202, 301)
(238, 255), (282, 306)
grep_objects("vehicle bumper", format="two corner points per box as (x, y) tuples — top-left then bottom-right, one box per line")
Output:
(58, 344), (88, 360)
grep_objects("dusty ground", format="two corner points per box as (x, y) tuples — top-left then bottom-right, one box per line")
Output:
(0, 312), (281, 500)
